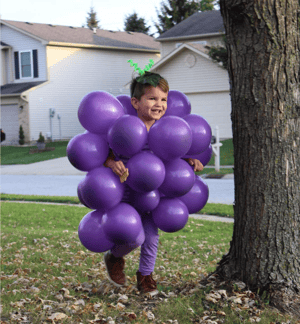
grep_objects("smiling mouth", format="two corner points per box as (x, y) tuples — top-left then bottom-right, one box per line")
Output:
(151, 109), (162, 113)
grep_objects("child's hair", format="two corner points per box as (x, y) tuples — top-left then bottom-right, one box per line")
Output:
(130, 73), (169, 99)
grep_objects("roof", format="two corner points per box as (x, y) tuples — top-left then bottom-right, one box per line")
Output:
(1, 20), (160, 52)
(157, 10), (224, 41)
(1, 41), (11, 49)
(1, 81), (46, 95)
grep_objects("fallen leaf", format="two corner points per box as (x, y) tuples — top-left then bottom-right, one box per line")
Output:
(74, 299), (85, 306)
(117, 295), (128, 303)
(117, 302), (126, 310)
(48, 312), (68, 320)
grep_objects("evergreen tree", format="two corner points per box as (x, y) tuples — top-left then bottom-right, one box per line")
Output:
(199, 0), (215, 10)
(208, 36), (228, 69)
(155, 0), (215, 35)
(19, 125), (25, 145)
(124, 12), (150, 34)
(86, 6), (100, 30)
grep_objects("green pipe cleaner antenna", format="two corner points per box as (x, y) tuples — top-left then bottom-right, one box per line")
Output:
(128, 59), (162, 87)
(128, 59), (154, 75)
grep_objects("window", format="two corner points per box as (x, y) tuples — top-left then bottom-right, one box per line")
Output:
(14, 50), (39, 80)
(20, 51), (32, 78)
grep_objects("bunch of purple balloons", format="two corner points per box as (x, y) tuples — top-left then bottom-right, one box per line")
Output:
(67, 90), (212, 253)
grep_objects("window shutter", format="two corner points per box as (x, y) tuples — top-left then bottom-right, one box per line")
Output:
(14, 52), (20, 79)
(33, 49), (39, 78)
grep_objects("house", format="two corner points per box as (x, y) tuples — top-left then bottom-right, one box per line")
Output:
(153, 10), (232, 139)
(0, 20), (160, 145)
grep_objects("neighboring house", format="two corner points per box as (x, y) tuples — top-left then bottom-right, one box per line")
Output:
(0, 20), (160, 145)
(153, 10), (232, 139)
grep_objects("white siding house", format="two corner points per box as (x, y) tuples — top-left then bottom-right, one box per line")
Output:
(154, 10), (231, 139)
(152, 44), (232, 138)
(0, 19), (160, 145)
(27, 48), (159, 141)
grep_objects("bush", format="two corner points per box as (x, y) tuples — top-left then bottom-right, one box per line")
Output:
(19, 125), (25, 145)
(37, 132), (45, 143)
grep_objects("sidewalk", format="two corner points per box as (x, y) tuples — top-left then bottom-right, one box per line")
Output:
(1, 157), (86, 175)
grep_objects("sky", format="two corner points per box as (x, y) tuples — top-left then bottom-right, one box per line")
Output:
(0, 0), (163, 35)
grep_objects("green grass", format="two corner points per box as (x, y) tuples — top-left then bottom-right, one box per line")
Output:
(197, 167), (234, 176)
(1, 140), (69, 165)
(1, 139), (234, 166)
(207, 138), (234, 166)
(1, 202), (295, 324)
(1, 193), (81, 205)
(1, 194), (234, 218)
(199, 203), (234, 218)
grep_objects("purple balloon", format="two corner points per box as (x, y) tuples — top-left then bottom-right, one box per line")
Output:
(116, 95), (137, 116)
(185, 144), (213, 167)
(111, 228), (145, 256)
(81, 167), (124, 211)
(107, 115), (147, 157)
(78, 91), (124, 134)
(159, 159), (196, 197)
(131, 190), (160, 213)
(183, 114), (212, 155)
(126, 151), (165, 192)
(67, 132), (109, 171)
(179, 176), (209, 213)
(148, 116), (192, 161)
(78, 210), (114, 253)
(152, 197), (189, 233)
(77, 179), (94, 209)
(164, 90), (191, 118)
(101, 203), (144, 243)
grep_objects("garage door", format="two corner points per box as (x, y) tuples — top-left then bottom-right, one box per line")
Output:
(187, 92), (232, 139)
(1, 105), (19, 145)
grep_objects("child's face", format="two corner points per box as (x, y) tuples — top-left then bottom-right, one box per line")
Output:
(131, 86), (168, 123)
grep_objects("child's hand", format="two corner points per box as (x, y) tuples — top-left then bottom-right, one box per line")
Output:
(104, 150), (129, 182)
(185, 158), (204, 172)
(109, 160), (128, 178)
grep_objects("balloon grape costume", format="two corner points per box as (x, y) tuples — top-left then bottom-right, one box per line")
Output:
(68, 80), (212, 253)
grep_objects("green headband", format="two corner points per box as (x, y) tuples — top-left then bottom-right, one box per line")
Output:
(128, 59), (163, 87)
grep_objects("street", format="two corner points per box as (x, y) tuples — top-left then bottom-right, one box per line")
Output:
(1, 157), (234, 205)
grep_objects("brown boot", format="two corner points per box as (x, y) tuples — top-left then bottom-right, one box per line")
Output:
(104, 251), (127, 287)
(136, 271), (158, 296)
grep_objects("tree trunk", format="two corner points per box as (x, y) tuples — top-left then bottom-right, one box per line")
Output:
(217, 0), (300, 315)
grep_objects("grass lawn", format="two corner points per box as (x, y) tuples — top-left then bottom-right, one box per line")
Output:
(197, 168), (234, 176)
(1, 141), (69, 165)
(1, 201), (296, 324)
(1, 139), (234, 168)
(207, 139), (234, 166)
(1, 194), (235, 218)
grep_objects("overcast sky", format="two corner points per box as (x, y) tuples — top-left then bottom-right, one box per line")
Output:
(1, 0), (163, 35)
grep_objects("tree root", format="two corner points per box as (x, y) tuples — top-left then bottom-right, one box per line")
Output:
(270, 285), (300, 320)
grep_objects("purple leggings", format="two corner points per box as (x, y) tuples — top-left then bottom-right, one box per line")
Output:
(111, 213), (159, 276)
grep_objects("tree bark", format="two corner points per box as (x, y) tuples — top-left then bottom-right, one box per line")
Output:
(217, 0), (300, 314)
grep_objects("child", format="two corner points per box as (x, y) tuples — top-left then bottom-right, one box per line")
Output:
(104, 71), (203, 296)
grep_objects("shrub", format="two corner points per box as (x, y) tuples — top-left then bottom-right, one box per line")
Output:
(19, 125), (25, 145)
(37, 132), (45, 143)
